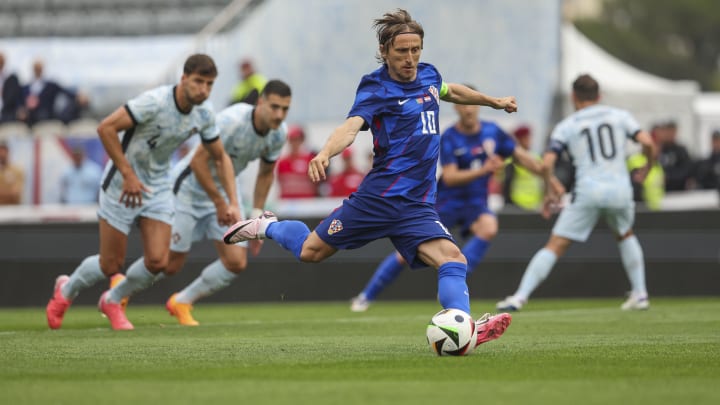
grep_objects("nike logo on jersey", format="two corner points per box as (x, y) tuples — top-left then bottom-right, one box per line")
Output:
(398, 99), (410, 105)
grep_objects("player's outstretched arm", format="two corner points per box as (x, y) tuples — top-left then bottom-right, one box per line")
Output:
(539, 151), (565, 219)
(97, 106), (149, 207)
(253, 160), (276, 215)
(192, 140), (239, 225)
(441, 156), (504, 187)
(512, 146), (543, 175)
(440, 83), (517, 113)
(633, 130), (656, 184)
(247, 159), (277, 256)
(308, 116), (363, 182)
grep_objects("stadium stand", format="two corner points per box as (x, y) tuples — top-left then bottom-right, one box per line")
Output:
(66, 118), (100, 138)
(31, 119), (67, 138)
(2, 0), (264, 37)
(0, 122), (31, 140)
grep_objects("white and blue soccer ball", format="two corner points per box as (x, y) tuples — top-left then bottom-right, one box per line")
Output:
(426, 308), (477, 356)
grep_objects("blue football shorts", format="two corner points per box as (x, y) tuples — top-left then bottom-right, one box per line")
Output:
(314, 194), (456, 268)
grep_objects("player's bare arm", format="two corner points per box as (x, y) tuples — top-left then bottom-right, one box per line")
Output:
(441, 83), (517, 113)
(308, 116), (363, 182)
(97, 106), (149, 208)
(512, 146), (565, 196)
(441, 155), (503, 187)
(246, 159), (277, 256)
(539, 150), (564, 219)
(633, 130), (656, 183)
(512, 147), (543, 175)
(253, 160), (275, 215)
(204, 138), (239, 221)
(191, 141), (238, 225)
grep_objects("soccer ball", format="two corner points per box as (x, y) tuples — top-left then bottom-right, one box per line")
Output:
(426, 308), (477, 356)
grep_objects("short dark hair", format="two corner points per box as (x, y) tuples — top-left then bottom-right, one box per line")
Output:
(261, 79), (292, 98)
(572, 74), (599, 102)
(183, 54), (217, 77)
(373, 9), (424, 63)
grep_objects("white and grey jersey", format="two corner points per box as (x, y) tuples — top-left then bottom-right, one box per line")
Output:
(173, 103), (287, 211)
(549, 104), (641, 206)
(100, 85), (219, 201)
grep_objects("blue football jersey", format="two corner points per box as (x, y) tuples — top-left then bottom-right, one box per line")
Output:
(437, 121), (515, 203)
(348, 63), (444, 203)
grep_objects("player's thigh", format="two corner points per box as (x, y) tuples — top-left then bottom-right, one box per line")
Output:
(97, 190), (136, 235)
(603, 205), (635, 237)
(138, 217), (172, 268)
(213, 240), (248, 273)
(552, 203), (600, 242)
(416, 238), (465, 269)
(98, 217), (128, 275)
(170, 210), (199, 253)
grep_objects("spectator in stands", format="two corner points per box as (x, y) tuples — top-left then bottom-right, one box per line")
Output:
(228, 59), (267, 106)
(694, 129), (720, 192)
(329, 147), (365, 197)
(276, 125), (320, 198)
(503, 125), (543, 210)
(656, 120), (693, 191)
(0, 52), (23, 123)
(0, 140), (24, 204)
(59, 145), (103, 204)
(19, 59), (89, 126)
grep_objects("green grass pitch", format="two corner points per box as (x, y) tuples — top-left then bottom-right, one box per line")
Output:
(1, 298), (718, 405)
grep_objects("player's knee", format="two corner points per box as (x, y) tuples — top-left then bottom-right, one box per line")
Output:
(99, 256), (124, 276)
(477, 228), (497, 240)
(145, 256), (168, 273)
(224, 258), (248, 274)
(617, 229), (634, 241)
(299, 249), (324, 263)
(447, 248), (467, 265)
(163, 263), (182, 277)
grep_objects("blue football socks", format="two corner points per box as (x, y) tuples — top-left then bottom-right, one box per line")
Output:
(265, 221), (311, 260)
(362, 253), (405, 300)
(462, 236), (490, 274)
(437, 261), (470, 313)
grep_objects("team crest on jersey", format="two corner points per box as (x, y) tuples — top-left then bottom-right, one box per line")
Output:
(188, 127), (199, 137)
(428, 86), (439, 103)
(471, 146), (484, 155)
(327, 219), (344, 235)
(172, 232), (182, 244)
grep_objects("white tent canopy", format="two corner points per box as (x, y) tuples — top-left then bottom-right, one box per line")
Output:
(562, 24), (699, 94)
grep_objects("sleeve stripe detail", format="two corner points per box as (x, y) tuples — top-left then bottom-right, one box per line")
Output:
(124, 104), (138, 126)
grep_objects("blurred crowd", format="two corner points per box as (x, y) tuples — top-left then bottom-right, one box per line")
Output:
(1, 118), (718, 210)
(0, 52), (89, 127)
(1, 52), (718, 210)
